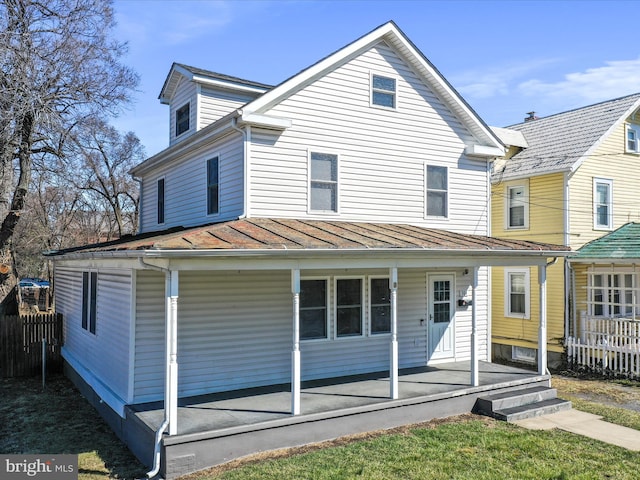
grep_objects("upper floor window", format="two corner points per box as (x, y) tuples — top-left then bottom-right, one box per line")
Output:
(507, 185), (528, 229)
(82, 271), (98, 334)
(157, 178), (165, 224)
(175, 103), (190, 137)
(626, 124), (640, 153)
(593, 178), (613, 230)
(336, 278), (363, 337)
(370, 277), (391, 334)
(207, 157), (219, 215)
(426, 165), (448, 217)
(371, 74), (396, 109)
(300, 279), (328, 340)
(505, 268), (530, 319)
(310, 152), (338, 212)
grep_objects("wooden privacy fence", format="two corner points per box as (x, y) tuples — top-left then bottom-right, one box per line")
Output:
(566, 317), (640, 379)
(0, 312), (63, 377)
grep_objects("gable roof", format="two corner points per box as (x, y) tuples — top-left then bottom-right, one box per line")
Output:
(159, 62), (273, 104)
(241, 21), (503, 154)
(493, 93), (640, 182)
(568, 222), (640, 262)
(51, 218), (568, 259)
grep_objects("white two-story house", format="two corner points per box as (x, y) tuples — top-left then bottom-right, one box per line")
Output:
(51, 21), (568, 478)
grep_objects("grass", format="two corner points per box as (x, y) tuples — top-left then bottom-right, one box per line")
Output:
(1, 374), (640, 479)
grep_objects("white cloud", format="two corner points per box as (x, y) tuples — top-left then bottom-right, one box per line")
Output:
(453, 58), (560, 99)
(518, 57), (640, 103)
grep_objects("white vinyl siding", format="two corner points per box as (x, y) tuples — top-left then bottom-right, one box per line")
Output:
(249, 42), (488, 234)
(55, 266), (133, 405)
(169, 78), (197, 146)
(138, 133), (244, 232)
(199, 86), (257, 128)
(131, 267), (488, 403)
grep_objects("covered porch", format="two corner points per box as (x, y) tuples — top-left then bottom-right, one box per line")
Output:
(125, 360), (549, 478)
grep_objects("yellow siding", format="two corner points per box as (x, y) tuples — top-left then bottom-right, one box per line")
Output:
(569, 122), (640, 250)
(492, 262), (565, 352)
(491, 173), (566, 353)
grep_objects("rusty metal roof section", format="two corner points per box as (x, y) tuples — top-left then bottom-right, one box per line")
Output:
(53, 218), (569, 256)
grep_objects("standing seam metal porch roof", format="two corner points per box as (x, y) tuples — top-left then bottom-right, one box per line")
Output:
(52, 218), (569, 256)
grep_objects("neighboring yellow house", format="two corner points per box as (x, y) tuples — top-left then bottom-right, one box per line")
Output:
(490, 93), (640, 368)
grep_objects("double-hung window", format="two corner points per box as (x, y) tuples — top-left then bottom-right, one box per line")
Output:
(370, 277), (391, 334)
(371, 74), (396, 108)
(207, 157), (219, 215)
(82, 271), (98, 334)
(157, 178), (165, 224)
(505, 268), (530, 319)
(310, 152), (338, 212)
(593, 178), (613, 230)
(336, 278), (363, 337)
(175, 103), (190, 137)
(626, 124), (640, 153)
(507, 185), (527, 229)
(300, 279), (328, 340)
(426, 165), (448, 217)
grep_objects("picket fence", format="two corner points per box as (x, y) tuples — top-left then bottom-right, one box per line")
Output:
(566, 317), (640, 379)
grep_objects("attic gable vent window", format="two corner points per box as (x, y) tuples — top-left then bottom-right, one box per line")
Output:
(175, 103), (190, 137)
(626, 124), (640, 153)
(371, 74), (396, 109)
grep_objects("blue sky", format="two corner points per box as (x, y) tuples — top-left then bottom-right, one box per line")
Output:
(112, 0), (640, 156)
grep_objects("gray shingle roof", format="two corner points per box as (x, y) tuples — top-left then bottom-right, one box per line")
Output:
(493, 93), (640, 181)
(174, 63), (274, 90)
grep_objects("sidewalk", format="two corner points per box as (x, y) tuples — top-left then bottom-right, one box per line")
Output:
(514, 409), (640, 451)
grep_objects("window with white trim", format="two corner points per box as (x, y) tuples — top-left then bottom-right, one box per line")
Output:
(336, 278), (363, 337)
(310, 152), (338, 212)
(371, 74), (396, 108)
(626, 124), (640, 153)
(300, 279), (328, 340)
(588, 272), (638, 318)
(593, 178), (613, 230)
(507, 184), (528, 229)
(207, 156), (219, 215)
(175, 103), (190, 137)
(426, 165), (448, 217)
(505, 268), (530, 319)
(82, 271), (97, 334)
(370, 277), (391, 334)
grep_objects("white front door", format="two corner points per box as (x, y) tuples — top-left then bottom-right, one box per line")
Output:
(427, 274), (455, 360)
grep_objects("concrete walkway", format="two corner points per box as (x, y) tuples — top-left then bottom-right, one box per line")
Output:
(514, 409), (640, 451)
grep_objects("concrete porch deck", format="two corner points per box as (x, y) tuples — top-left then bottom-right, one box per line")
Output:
(125, 361), (548, 478)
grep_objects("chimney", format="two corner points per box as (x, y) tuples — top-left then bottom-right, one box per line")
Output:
(525, 111), (538, 122)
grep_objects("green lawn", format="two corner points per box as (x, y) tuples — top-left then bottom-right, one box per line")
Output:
(2, 374), (640, 479)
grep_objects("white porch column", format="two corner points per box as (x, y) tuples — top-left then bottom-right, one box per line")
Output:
(389, 267), (399, 400)
(166, 270), (179, 436)
(538, 264), (548, 375)
(470, 267), (479, 387)
(291, 269), (301, 415)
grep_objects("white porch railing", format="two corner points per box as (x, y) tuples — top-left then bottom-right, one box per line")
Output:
(566, 317), (640, 379)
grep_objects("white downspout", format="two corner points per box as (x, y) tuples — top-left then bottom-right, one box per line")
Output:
(230, 117), (250, 219)
(138, 258), (175, 479)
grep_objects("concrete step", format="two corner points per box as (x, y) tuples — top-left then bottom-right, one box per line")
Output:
(493, 398), (572, 422)
(474, 386), (559, 416)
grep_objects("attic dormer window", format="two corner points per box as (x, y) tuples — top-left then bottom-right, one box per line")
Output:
(371, 74), (396, 109)
(626, 124), (640, 153)
(176, 103), (190, 137)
